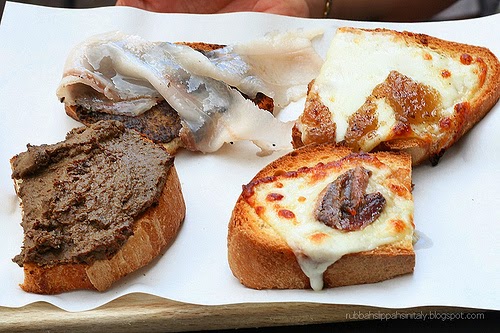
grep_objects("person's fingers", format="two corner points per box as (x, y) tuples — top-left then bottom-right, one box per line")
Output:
(115, 0), (313, 17)
(252, 0), (311, 17)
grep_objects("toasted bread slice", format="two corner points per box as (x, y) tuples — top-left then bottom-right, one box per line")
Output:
(228, 143), (414, 290)
(11, 120), (186, 294)
(292, 27), (500, 165)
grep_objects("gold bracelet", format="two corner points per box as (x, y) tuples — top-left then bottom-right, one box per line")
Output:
(323, 0), (332, 18)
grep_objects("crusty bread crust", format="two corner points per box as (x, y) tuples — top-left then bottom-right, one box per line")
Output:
(18, 165), (185, 294)
(293, 27), (500, 166)
(228, 143), (414, 289)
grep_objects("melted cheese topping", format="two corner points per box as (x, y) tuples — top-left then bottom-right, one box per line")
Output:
(247, 157), (414, 290)
(313, 28), (481, 150)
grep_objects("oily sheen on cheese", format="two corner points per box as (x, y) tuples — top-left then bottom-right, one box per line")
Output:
(311, 27), (482, 152)
(244, 153), (414, 290)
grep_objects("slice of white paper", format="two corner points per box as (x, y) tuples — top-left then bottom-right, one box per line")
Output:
(0, 2), (498, 312)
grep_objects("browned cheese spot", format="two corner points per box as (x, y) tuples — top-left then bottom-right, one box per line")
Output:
(266, 193), (284, 201)
(460, 53), (473, 65)
(278, 209), (296, 219)
(441, 69), (451, 78)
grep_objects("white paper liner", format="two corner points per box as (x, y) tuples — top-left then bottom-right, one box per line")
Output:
(0, 2), (498, 312)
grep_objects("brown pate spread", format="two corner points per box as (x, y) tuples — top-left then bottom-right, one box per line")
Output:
(11, 120), (173, 267)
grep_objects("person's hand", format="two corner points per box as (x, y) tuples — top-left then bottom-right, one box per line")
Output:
(115, 0), (326, 17)
(116, 0), (457, 22)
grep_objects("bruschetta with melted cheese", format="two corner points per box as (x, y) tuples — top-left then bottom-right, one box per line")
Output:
(292, 27), (500, 165)
(228, 143), (414, 290)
